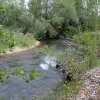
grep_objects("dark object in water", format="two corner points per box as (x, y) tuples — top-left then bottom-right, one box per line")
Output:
(56, 64), (60, 69)
(56, 63), (73, 82)
(64, 72), (73, 82)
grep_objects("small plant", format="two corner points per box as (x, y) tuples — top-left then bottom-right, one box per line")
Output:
(32, 96), (37, 100)
(0, 68), (6, 82)
(29, 69), (40, 81)
(15, 67), (25, 77)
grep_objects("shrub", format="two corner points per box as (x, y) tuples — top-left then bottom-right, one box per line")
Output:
(34, 19), (49, 40)
(65, 26), (79, 37)
(74, 32), (97, 68)
(0, 26), (15, 52)
(34, 19), (58, 40)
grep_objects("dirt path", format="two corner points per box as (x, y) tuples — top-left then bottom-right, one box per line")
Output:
(76, 67), (100, 100)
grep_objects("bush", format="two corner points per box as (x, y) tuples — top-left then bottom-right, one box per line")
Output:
(74, 32), (97, 68)
(34, 19), (48, 40)
(65, 26), (79, 37)
(34, 19), (58, 40)
(0, 26), (15, 52)
(0, 26), (36, 53)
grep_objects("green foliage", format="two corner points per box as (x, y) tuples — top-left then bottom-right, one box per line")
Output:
(14, 34), (36, 47)
(34, 19), (58, 40)
(0, 0), (99, 40)
(57, 32), (99, 82)
(0, 68), (6, 82)
(0, 26), (15, 53)
(29, 0), (79, 40)
(0, 26), (36, 53)
(29, 69), (40, 80)
(65, 26), (79, 37)
(15, 67), (25, 77)
(74, 32), (97, 68)
(44, 81), (82, 100)
(34, 19), (48, 40)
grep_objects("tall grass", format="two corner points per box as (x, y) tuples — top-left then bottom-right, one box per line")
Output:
(0, 26), (36, 53)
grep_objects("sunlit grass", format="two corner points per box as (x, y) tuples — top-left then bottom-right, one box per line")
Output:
(0, 27), (36, 53)
(14, 34), (36, 47)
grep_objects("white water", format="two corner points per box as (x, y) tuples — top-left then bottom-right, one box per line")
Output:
(40, 63), (49, 70)
(40, 56), (57, 70)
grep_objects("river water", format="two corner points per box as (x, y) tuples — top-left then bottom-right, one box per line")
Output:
(0, 40), (82, 100)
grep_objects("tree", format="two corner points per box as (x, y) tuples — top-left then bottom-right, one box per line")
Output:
(75, 0), (99, 31)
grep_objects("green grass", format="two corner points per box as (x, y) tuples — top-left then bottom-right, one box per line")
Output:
(0, 26), (36, 53)
(43, 80), (82, 100)
(14, 34), (36, 47)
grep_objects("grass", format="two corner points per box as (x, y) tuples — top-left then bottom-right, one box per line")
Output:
(14, 33), (36, 47)
(97, 58), (100, 66)
(43, 80), (82, 100)
(0, 26), (36, 53)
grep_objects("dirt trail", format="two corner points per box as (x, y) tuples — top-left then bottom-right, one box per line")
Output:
(76, 67), (100, 100)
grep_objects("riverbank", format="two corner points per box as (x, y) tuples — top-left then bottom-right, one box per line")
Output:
(76, 67), (100, 100)
(0, 37), (44, 56)
(0, 28), (37, 55)
(0, 46), (34, 56)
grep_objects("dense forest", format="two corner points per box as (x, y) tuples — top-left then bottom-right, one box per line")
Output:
(0, 0), (100, 100)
